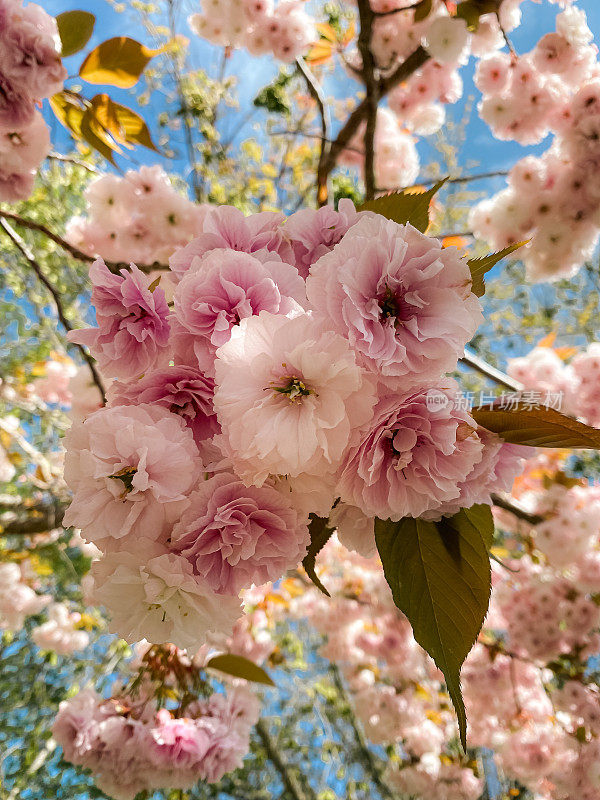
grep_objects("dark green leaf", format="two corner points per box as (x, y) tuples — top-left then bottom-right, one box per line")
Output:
(302, 514), (335, 597)
(206, 653), (275, 686)
(472, 401), (600, 449)
(56, 10), (95, 57)
(413, 0), (433, 22)
(358, 179), (447, 233)
(375, 505), (493, 748)
(468, 241), (527, 297)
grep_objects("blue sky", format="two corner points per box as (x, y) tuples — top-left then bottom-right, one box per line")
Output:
(41, 0), (600, 197)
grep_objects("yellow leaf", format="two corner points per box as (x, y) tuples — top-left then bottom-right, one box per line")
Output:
(79, 37), (165, 88)
(342, 21), (356, 47)
(537, 332), (557, 349)
(554, 346), (578, 361)
(50, 92), (85, 138)
(442, 235), (467, 249)
(306, 40), (333, 66)
(315, 22), (337, 42)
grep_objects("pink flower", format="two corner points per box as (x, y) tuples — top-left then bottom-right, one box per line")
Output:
(213, 311), (377, 485)
(107, 366), (220, 456)
(283, 199), (361, 279)
(68, 259), (171, 380)
(171, 249), (304, 373)
(306, 216), (483, 388)
(63, 404), (202, 547)
(0, 73), (34, 132)
(0, 167), (34, 201)
(170, 472), (310, 594)
(150, 710), (211, 768)
(169, 205), (294, 281)
(0, 110), (49, 172)
(336, 384), (485, 520)
(0, 1), (66, 101)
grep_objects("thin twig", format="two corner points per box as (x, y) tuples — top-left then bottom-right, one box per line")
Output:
(46, 152), (99, 174)
(0, 218), (106, 404)
(296, 57), (331, 207)
(1, 501), (68, 537)
(0, 209), (168, 273)
(460, 349), (523, 393)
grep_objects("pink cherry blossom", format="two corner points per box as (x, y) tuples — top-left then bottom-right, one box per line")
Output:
(336, 383), (485, 520)
(307, 215), (483, 388)
(68, 259), (171, 380)
(170, 472), (310, 594)
(213, 311), (376, 485)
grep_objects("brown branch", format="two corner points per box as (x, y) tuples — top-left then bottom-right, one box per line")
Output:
(296, 57), (331, 207)
(317, 46), (430, 205)
(0, 209), (168, 274)
(490, 493), (543, 527)
(0, 218), (106, 404)
(357, 0), (378, 202)
(1, 501), (67, 537)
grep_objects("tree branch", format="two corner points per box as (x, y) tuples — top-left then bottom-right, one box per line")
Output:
(296, 57), (331, 207)
(0, 218), (106, 404)
(255, 718), (316, 800)
(490, 493), (543, 526)
(356, 0), (378, 202)
(0, 209), (168, 274)
(460, 349), (523, 393)
(1, 500), (67, 537)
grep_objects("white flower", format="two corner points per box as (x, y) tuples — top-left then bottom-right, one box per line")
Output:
(91, 549), (242, 651)
(424, 17), (470, 64)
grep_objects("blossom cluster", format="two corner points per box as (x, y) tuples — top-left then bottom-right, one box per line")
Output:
(508, 341), (600, 428)
(53, 682), (260, 800)
(66, 165), (211, 271)
(188, 0), (315, 62)
(470, 6), (600, 281)
(289, 432), (600, 800)
(0, 0), (66, 201)
(31, 601), (89, 655)
(0, 560), (50, 631)
(63, 202), (526, 652)
(53, 582), (280, 799)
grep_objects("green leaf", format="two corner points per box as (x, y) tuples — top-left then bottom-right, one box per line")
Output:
(302, 514), (335, 597)
(79, 37), (164, 88)
(468, 241), (527, 297)
(358, 179), (447, 233)
(413, 0), (433, 22)
(56, 10), (95, 57)
(206, 653), (275, 686)
(375, 505), (494, 748)
(455, 0), (499, 30)
(472, 401), (600, 449)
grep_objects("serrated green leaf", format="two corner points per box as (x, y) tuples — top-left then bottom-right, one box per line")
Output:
(206, 653), (275, 686)
(302, 514), (335, 597)
(375, 505), (493, 748)
(472, 401), (600, 448)
(358, 179), (447, 233)
(468, 241), (527, 297)
(56, 10), (95, 57)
